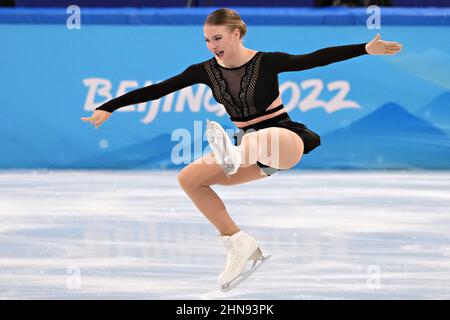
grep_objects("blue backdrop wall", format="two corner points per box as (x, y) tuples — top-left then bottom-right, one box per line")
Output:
(1, 7), (449, 170)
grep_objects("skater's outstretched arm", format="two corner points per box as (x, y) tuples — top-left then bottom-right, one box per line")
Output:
(268, 33), (402, 73)
(81, 63), (205, 129)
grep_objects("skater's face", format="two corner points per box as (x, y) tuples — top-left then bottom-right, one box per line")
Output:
(203, 24), (241, 59)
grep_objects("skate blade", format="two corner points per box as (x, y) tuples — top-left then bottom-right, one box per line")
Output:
(220, 254), (272, 293)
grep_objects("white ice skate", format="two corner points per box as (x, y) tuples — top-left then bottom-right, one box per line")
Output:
(217, 231), (271, 292)
(206, 119), (242, 176)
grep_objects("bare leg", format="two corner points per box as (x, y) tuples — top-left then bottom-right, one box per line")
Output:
(239, 127), (304, 169)
(177, 152), (269, 236)
(177, 127), (304, 235)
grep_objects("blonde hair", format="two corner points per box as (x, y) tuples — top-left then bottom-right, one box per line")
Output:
(204, 8), (247, 39)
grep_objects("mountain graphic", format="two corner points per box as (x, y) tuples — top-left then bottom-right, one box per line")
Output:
(70, 132), (211, 169)
(0, 105), (81, 168)
(416, 91), (450, 135)
(298, 102), (450, 169)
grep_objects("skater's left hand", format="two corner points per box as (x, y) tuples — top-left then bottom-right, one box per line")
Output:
(365, 34), (403, 55)
(81, 110), (111, 129)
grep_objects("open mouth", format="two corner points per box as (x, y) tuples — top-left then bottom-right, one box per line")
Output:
(215, 51), (224, 57)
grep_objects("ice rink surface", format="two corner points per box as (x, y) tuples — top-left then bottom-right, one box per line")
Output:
(0, 170), (449, 300)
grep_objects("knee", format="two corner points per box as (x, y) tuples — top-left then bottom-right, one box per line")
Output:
(177, 168), (194, 189)
(283, 136), (304, 169)
(269, 130), (304, 169)
(177, 165), (208, 189)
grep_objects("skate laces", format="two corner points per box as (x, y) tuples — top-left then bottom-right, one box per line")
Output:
(222, 248), (241, 273)
(219, 238), (242, 274)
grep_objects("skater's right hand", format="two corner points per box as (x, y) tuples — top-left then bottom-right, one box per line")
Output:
(81, 110), (111, 129)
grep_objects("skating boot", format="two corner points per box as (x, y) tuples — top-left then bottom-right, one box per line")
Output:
(217, 231), (271, 292)
(206, 119), (242, 176)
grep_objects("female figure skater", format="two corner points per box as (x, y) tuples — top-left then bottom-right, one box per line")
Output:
(81, 8), (402, 291)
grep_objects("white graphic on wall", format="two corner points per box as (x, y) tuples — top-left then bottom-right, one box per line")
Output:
(83, 78), (361, 123)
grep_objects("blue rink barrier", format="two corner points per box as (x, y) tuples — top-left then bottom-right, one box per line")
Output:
(12, 0), (450, 7)
(1, 8), (450, 170)
(1, 7), (450, 25)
